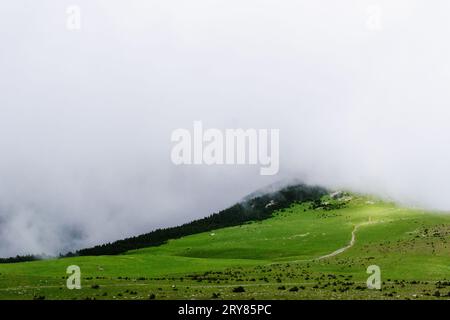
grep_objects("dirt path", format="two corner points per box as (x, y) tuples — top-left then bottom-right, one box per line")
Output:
(314, 221), (373, 261)
(288, 208), (404, 264)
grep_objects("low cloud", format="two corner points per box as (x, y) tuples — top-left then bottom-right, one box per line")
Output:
(0, 0), (449, 256)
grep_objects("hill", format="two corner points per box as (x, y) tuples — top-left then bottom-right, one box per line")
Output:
(0, 189), (449, 300)
(73, 183), (327, 256)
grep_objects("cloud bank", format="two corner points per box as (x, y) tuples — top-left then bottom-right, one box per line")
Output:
(1, 0), (450, 256)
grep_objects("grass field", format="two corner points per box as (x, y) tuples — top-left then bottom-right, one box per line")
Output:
(0, 194), (449, 300)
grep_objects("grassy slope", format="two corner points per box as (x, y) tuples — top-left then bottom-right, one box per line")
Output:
(0, 195), (449, 300)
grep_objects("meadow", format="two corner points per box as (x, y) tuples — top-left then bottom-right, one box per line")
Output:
(0, 194), (449, 300)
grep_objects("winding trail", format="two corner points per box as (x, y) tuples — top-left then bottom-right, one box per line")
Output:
(286, 208), (402, 264)
(312, 207), (404, 261)
(314, 221), (374, 261)
(269, 220), (375, 265)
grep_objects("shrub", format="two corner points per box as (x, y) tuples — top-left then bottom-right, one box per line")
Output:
(232, 286), (245, 293)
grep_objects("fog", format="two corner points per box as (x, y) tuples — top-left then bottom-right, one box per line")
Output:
(1, 0), (450, 256)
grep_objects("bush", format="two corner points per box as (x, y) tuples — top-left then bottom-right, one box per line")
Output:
(232, 286), (245, 293)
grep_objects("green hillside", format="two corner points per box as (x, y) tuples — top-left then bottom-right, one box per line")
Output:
(0, 193), (449, 300)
